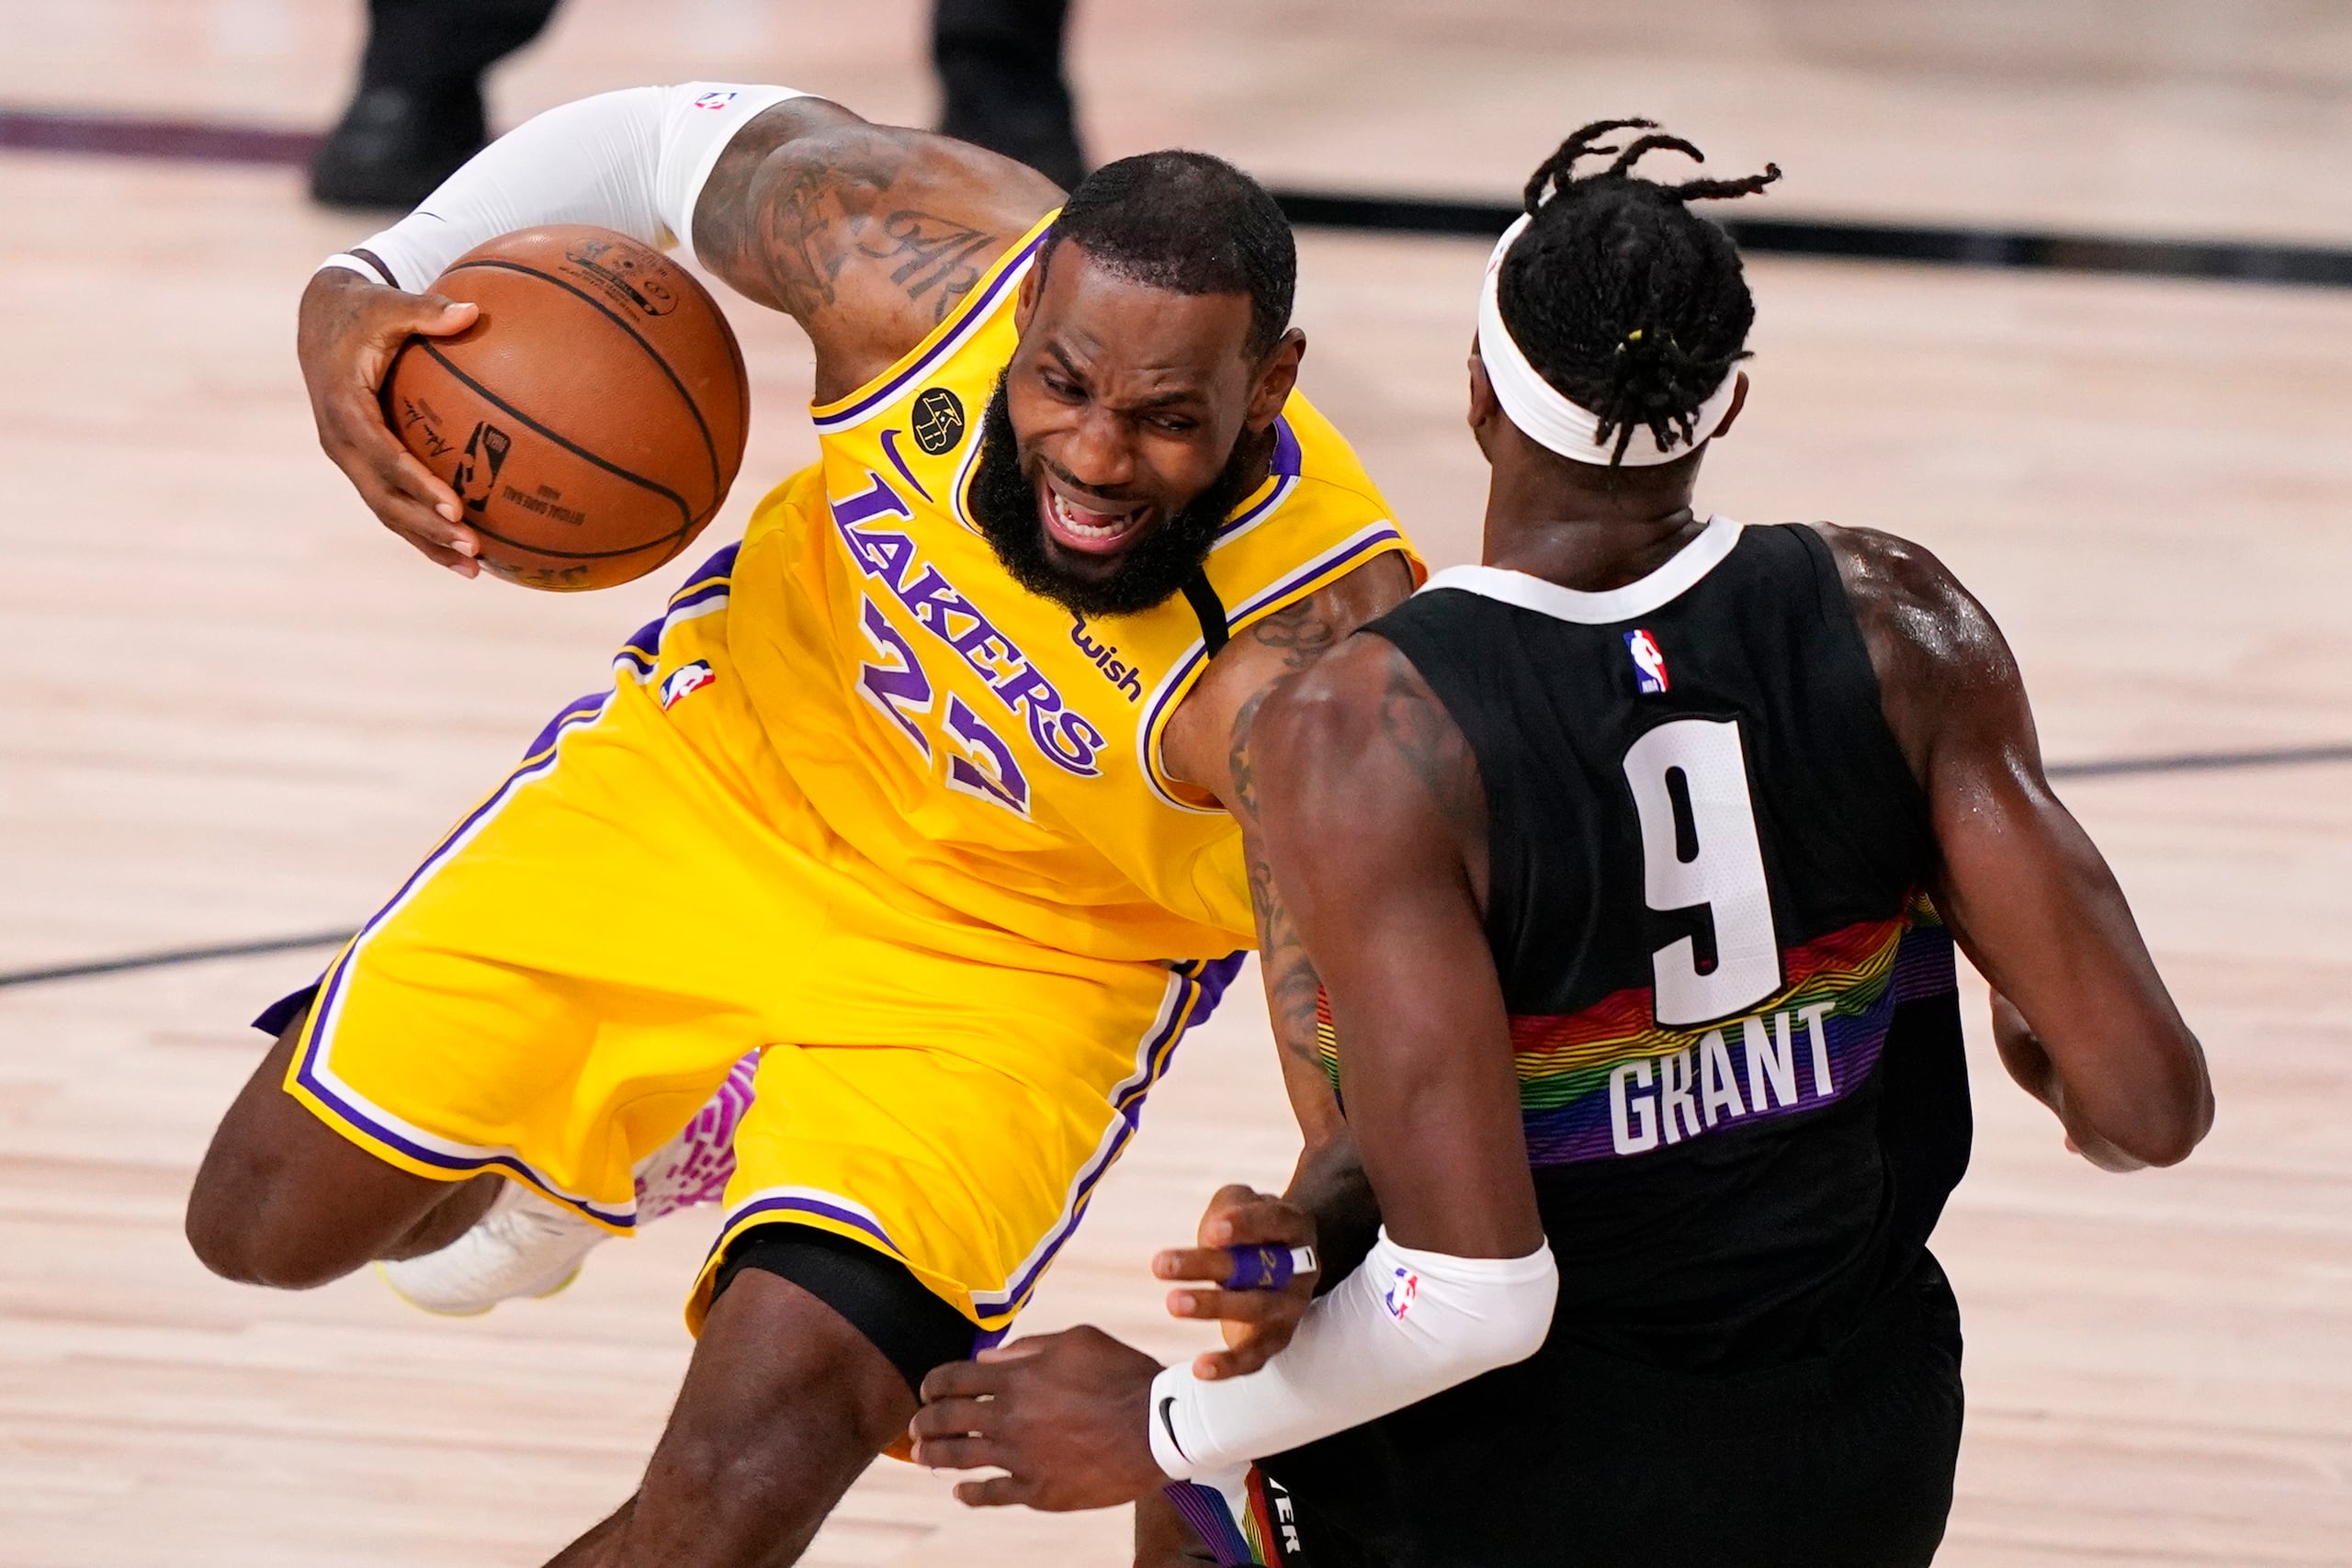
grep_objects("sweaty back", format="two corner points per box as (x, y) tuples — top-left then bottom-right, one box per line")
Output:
(1363, 520), (1969, 1370)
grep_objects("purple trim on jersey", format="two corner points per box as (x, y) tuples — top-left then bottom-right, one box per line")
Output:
(1165, 1482), (1256, 1568)
(810, 229), (1049, 432)
(1270, 415), (1302, 479)
(526, 691), (610, 757)
(618, 545), (738, 671)
(1141, 525), (1409, 804)
(1213, 420), (1304, 542)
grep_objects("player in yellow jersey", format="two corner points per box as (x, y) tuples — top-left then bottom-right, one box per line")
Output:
(185, 83), (1415, 1566)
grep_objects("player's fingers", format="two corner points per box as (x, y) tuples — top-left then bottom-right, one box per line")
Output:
(909, 1434), (1004, 1472)
(908, 1396), (996, 1440)
(953, 1474), (1034, 1509)
(406, 535), (481, 576)
(403, 293), (480, 338)
(1193, 1337), (1288, 1380)
(1194, 1183), (1266, 1243)
(1202, 1196), (1313, 1248)
(920, 1358), (1008, 1403)
(1153, 1246), (1243, 1282)
(318, 386), (469, 533)
(973, 1337), (1049, 1364)
(1165, 1286), (1296, 1325)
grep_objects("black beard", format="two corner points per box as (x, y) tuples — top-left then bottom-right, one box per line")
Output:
(966, 375), (1262, 619)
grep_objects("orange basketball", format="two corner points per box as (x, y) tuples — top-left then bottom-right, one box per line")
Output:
(380, 225), (750, 591)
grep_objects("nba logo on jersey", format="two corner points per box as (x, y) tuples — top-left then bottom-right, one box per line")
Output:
(691, 90), (739, 110)
(661, 660), (717, 710)
(1625, 628), (1670, 694)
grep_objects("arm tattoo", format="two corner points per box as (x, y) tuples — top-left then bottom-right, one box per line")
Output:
(1377, 644), (1485, 832)
(857, 210), (998, 321)
(1231, 686), (1327, 1082)
(697, 128), (903, 321)
(1244, 596), (1344, 673)
(700, 125), (1000, 329)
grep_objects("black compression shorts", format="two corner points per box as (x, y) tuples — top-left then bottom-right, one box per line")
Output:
(712, 1225), (978, 1393)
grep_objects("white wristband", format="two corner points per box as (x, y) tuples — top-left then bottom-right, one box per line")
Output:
(1148, 1228), (1557, 1480)
(317, 252), (386, 282)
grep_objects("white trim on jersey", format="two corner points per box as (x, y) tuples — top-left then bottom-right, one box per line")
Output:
(1418, 515), (1744, 624)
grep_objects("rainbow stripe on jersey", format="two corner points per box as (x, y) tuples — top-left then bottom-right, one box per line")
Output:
(1317, 895), (1956, 1165)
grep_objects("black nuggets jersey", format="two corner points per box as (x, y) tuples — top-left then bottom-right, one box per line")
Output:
(1363, 518), (1969, 1371)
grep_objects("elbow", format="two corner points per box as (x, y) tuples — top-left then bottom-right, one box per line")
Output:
(2097, 1050), (2215, 1170)
(2139, 1074), (2215, 1168)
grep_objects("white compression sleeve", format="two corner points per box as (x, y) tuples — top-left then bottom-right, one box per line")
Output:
(1147, 1229), (1558, 1481)
(338, 82), (804, 291)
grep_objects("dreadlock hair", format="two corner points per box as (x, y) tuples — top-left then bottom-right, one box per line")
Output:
(1040, 150), (1296, 360)
(1498, 119), (1781, 465)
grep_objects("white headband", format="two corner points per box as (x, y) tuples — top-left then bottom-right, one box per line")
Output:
(1477, 212), (1741, 467)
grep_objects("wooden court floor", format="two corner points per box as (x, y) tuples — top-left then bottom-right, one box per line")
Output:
(4, 3), (2350, 1564)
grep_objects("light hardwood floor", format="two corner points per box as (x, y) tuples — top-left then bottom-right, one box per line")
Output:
(2, 4), (2348, 1564)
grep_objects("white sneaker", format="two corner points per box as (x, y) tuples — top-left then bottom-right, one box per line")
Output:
(377, 1179), (602, 1316)
(379, 1051), (759, 1316)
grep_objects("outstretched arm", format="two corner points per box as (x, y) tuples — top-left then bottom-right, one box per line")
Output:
(299, 85), (1057, 571)
(1824, 524), (2214, 1168)
(910, 633), (1555, 1511)
(1152, 558), (1411, 1378)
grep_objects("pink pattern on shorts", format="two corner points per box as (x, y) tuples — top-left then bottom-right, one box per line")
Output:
(637, 1051), (759, 1222)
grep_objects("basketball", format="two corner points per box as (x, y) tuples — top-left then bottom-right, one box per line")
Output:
(380, 225), (749, 591)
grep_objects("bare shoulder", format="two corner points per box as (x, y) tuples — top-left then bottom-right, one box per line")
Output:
(1807, 521), (2024, 778)
(1162, 551), (1415, 804)
(1253, 628), (1483, 839)
(692, 98), (1062, 398)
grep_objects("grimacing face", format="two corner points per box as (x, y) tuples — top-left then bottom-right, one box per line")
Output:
(966, 242), (1301, 618)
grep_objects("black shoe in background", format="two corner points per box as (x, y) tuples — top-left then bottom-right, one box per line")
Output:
(308, 82), (487, 211)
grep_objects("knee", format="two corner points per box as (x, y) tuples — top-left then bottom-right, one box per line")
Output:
(183, 1163), (352, 1292)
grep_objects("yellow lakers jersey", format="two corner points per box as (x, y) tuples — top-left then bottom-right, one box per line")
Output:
(727, 212), (1419, 964)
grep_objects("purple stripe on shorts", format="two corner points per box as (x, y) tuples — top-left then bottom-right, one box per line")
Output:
(253, 983), (322, 1038)
(984, 961), (1225, 1313)
(288, 696), (632, 1226)
(722, 1193), (903, 1257)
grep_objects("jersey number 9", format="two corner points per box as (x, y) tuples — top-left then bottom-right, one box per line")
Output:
(1622, 718), (1782, 1027)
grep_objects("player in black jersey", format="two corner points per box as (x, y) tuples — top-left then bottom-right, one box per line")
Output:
(910, 123), (2214, 1568)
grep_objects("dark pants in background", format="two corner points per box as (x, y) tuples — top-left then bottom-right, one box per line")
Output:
(312, 0), (1085, 208)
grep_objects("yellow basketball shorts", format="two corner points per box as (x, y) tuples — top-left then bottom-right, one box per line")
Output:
(274, 539), (1242, 1337)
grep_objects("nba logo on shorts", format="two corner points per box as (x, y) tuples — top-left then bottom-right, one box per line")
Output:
(1624, 628), (1670, 694)
(661, 660), (717, 710)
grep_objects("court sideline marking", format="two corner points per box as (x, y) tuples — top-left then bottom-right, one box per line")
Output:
(3, 107), (2348, 290)
(4, 743), (2349, 991)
